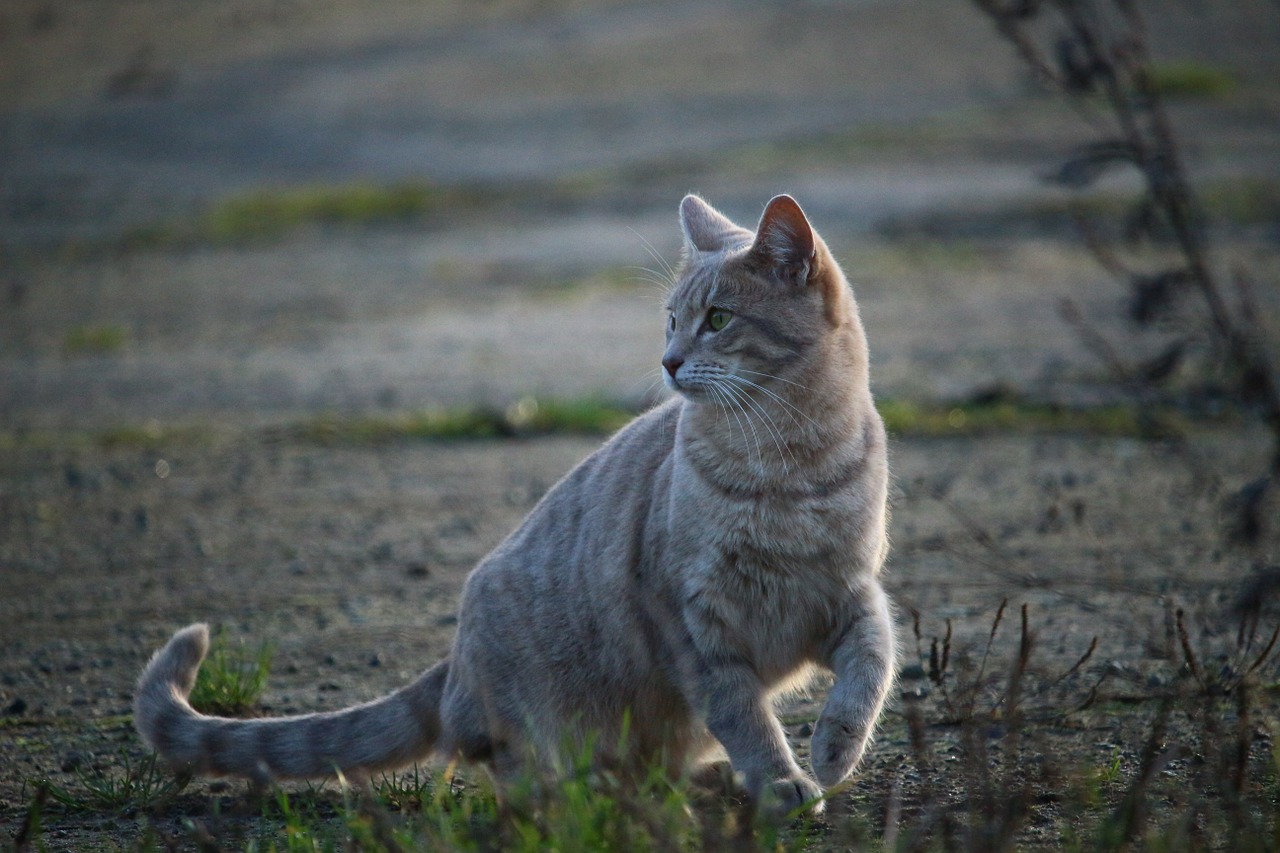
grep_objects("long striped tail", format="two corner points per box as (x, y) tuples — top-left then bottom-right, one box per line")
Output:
(133, 624), (447, 784)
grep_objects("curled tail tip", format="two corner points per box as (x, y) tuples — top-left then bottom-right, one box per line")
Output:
(134, 624), (213, 759)
(172, 623), (211, 664)
(136, 623), (211, 705)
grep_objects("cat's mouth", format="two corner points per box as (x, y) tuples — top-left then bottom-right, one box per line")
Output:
(663, 372), (701, 399)
(663, 370), (722, 403)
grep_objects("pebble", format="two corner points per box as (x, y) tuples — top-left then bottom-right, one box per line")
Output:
(899, 663), (927, 681)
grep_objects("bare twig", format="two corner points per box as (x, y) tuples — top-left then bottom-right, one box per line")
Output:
(971, 0), (1280, 543)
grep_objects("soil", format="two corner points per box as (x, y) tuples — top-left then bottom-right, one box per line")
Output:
(1, 0), (1278, 849)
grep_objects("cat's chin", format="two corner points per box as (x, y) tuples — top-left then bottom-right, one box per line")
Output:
(662, 375), (697, 399)
(665, 383), (712, 404)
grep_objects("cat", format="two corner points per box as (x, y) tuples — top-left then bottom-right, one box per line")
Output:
(134, 193), (896, 814)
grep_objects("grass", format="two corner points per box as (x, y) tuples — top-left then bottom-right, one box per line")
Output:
(0, 393), (1219, 455)
(34, 750), (184, 814)
(291, 397), (636, 445)
(0, 422), (213, 453)
(1147, 61), (1238, 99)
(293, 395), (1189, 446)
(205, 182), (438, 243)
(882, 174), (1280, 242)
(103, 180), (447, 251)
(14, 602), (1280, 850)
(62, 324), (128, 355)
(187, 630), (274, 717)
(875, 394), (1181, 439)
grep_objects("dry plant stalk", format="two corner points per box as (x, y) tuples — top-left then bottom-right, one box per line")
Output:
(971, 0), (1280, 543)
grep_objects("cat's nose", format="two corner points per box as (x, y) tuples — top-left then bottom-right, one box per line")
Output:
(662, 355), (684, 378)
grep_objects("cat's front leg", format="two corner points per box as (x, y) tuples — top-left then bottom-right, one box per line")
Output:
(696, 662), (824, 814)
(811, 581), (897, 788)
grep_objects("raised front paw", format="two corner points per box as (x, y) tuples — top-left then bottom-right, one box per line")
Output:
(764, 774), (826, 816)
(810, 716), (870, 788)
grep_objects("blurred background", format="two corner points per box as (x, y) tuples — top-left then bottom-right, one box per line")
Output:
(3, 6), (1280, 842)
(2, 0), (1274, 429)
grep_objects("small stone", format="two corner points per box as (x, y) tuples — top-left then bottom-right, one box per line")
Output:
(796, 722), (814, 737)
(61, 751), (86, 772)
(5, 697), (28, 716)
(899, 663), (927, 681)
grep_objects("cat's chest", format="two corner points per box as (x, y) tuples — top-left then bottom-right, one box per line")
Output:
(680, 537), (849, 678)
(672, 470), (861, 568)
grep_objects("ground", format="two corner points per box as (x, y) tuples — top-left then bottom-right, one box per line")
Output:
(1, 0), (1279, 849)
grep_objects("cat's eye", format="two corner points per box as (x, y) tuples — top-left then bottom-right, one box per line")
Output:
(667, 314), (676, 332)
(707, 308), (733, 332)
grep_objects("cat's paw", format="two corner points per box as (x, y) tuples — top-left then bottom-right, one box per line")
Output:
(810, 716), (870, 788)
(764, 774), (826, 816)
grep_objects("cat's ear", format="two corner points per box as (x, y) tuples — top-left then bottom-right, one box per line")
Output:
(750, 194), (816, 286)
(680, 194), (753, 255)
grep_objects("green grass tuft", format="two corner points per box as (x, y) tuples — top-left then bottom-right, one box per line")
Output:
(1199, 176), (1280, 226)
(62, 324), (128, 355)
(876, 396), (1175, 438)
(294, 397), (636, 445)
(35, 750), (184, 813)
(205, 181), (438, 242)
(1147, 61), (1237, 99)
(188, 631), (274, 717)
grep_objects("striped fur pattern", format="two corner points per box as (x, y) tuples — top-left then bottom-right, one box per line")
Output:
(135, 194), (896, 814)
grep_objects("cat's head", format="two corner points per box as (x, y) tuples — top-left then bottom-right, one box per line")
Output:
(661, 194), (860, 403)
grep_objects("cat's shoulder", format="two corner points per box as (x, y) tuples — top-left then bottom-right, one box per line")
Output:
(585, 396), (683, 474)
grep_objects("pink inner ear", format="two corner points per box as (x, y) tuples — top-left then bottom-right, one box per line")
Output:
(755, 195), (815, 277)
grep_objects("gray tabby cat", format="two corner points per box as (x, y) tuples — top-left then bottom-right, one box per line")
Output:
(134, 193), (896, 814)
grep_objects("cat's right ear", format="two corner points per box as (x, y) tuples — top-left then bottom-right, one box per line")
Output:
(680, 195), (753, 256)
(750, 194), (816, 287)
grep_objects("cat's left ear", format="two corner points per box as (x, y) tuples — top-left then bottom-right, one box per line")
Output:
(680, 194), (754, 255)
(751, 194), (817, 286)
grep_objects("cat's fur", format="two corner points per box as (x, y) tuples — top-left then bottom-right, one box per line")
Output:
(134, 194), (896, 813)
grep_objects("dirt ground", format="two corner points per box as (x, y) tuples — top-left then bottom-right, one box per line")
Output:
(1, 0), (1279, 849)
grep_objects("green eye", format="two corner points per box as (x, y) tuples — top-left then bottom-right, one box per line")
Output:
(707, 308), (733, 331)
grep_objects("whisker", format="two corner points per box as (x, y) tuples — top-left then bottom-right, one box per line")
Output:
(626, 267), (676, 302)
(628, 228), (680, 285)
(728, 375), (822, 431)
(718, 378), (793, 472)
(636, 369), (669, 406)
(710, 384), (760, 469)
(734, 369), (813, 392)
